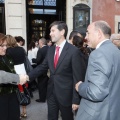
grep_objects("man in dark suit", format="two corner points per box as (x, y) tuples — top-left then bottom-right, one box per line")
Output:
(28, 21), (85, 120)
(32, 38), (49, 102)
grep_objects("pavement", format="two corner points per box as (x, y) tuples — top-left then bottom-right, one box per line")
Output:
(20, 90), (62, 120)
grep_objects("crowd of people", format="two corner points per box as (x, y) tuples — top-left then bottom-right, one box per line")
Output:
(0, 20), (120, 120)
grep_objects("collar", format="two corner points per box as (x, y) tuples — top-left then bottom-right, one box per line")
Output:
(56, 40), (66, 49)
(96, 39), (109, 49)
(41, 45), (46, 48)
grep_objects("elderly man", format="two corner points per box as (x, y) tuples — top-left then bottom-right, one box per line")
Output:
(75, 20), (120, 120)
(110, 33), (120, 49)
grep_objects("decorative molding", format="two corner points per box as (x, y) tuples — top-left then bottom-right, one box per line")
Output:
(74, 0), (89, 3)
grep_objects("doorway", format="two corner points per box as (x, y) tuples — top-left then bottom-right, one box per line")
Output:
(26, 0), (66, 46)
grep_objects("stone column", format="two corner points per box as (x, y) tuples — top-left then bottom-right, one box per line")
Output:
(5, 0), (27, 50)
(66, 0), (74, 40)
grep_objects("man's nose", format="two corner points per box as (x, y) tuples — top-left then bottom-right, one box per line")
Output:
(85, 35), (87, 40)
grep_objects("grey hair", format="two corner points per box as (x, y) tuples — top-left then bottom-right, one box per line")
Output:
(110, 33), (120, 41)
(94, 20), (111, 38)
(39, 38), (47, 45)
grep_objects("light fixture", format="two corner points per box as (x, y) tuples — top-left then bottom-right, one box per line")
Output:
(116, 0), (120, 1)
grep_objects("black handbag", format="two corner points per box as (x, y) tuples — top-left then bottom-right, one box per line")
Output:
(16, 85), (31, 106)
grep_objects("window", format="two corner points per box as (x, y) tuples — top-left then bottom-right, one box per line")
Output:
(0, 0), (4, 3)
(32, 19), (46, 38)
(26, 0), (66, 42)
(73, 4), (90, 37)
(28, 0), (56, 6)
(28, 0), (56, 14)
(29, 8), (56, 14)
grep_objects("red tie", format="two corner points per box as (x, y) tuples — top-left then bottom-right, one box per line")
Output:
(54, 46), (60, 68)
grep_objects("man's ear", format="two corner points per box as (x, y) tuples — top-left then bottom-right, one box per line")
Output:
(61, 29), (65, 36)
(97, 29), (103, 39)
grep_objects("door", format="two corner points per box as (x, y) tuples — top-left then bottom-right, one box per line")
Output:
(26, 0), (66, 46)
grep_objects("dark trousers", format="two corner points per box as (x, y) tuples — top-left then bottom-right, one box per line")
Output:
(0, 93), (20, 120)
(47, 93), (74, 120)
(37, 75), (48, 101)
(28, 64), (38, 95)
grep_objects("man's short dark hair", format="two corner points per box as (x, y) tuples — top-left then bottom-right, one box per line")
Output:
(49, 21), (68, 39)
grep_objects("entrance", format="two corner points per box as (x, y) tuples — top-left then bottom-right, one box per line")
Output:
(26, 0), (66, 46)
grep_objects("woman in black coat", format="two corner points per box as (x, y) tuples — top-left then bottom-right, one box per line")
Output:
(0, 33), (20, 120)
(72, 35), (89, 80)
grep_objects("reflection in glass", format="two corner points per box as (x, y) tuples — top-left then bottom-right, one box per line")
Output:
(32, 19), (46, 38)
(0, 7), (2, 13)
(29, 8), (43, 14)
(45, 9), (56, 14)
(28, 0), (56, 6)
(0, 0), (4, 3)
(75, 10), (89, 29)
(29, 8), (56, 14)
(73, 4), (90, 36)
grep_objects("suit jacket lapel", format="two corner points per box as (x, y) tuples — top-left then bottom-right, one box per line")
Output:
(55, 41), (69, 71)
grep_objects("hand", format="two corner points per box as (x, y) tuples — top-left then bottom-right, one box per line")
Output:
(72, 104), (79, 111)
(75, 81), (82, 92)
(19, 74), (29, 85)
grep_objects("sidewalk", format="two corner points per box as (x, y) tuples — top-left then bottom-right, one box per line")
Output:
(21, 90), (47, 120)
(21, 90), (62, 120)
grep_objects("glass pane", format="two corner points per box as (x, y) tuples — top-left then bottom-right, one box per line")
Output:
(0, 7), (2, 13)
(29, 8), (43, 14)
(44, 0), (56, 6)
(0, 0), (4, 3)
(28, 0), (43, 5)
(28, 0), (56, 6)
(31, 19), (46, 38)
(75, 10), (89, 29)
(44, 9), (56, 14)
(29, 8), (56, 14)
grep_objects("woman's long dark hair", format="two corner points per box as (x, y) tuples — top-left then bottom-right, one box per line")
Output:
(72, 35), (89, 55)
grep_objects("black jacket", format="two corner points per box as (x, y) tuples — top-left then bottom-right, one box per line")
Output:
(28, 42), (85, 106)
